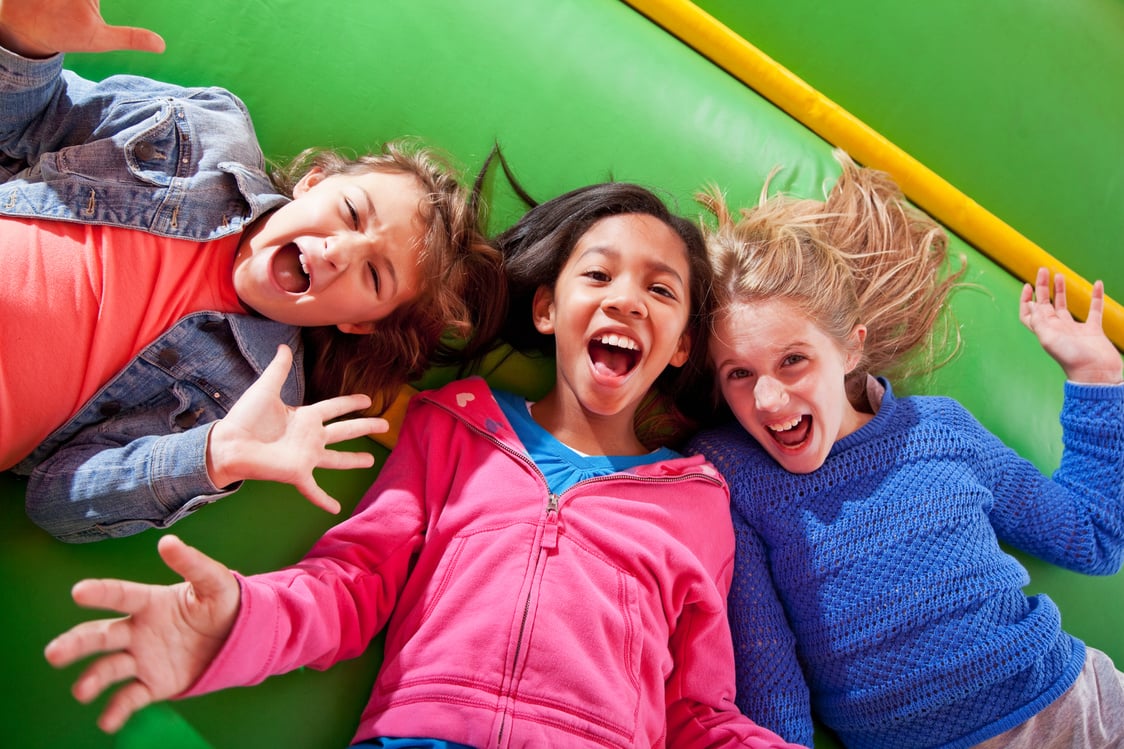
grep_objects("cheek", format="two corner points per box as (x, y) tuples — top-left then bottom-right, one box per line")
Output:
(720, 381), (752, 414)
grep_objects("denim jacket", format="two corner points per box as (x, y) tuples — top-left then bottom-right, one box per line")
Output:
(2, 45), (304, 542)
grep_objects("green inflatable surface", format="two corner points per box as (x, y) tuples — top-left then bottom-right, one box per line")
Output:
(3, 1), (1121, 747)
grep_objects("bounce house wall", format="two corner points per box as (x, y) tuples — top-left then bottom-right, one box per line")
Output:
(2, 2), (1120, 747)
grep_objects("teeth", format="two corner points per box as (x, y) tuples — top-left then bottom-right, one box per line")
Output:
(598, 333), (638, 351)
(299, 253), (310, 276)
(768, 416), (802, 432)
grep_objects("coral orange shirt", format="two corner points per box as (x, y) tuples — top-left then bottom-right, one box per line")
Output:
(1, 216), (244, 469)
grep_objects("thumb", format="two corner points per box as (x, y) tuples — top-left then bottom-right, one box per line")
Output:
(94, 24), (165, 54)
(253, 344), (295, 399)
(156, 535), (232, 599)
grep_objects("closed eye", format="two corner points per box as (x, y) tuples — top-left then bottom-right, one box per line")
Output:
(344, 198), (360, 229)
(368, 262), (381, 295)
(583, 269), (611, 283)
(650, 283), (678, 300)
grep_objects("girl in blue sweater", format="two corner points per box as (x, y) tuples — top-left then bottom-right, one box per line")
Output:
(688, 151), (1124, 748)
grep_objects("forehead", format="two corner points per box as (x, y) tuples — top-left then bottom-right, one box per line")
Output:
(713, 300), (830, 352)
(569, 213), (689, 273)
(339, 170), (427, 219)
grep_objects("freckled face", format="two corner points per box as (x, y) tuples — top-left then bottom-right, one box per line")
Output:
(232, 168), (426, 333)
(712, 299), (869, 474)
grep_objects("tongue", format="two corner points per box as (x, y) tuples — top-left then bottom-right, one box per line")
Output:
(272, 243), (310, 293)
(772, 416), (811, 447)
(590, 341), (633, 377)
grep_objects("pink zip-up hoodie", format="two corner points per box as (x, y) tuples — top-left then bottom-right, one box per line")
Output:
(186, 377), (801, 748)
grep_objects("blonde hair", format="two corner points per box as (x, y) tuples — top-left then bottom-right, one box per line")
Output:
(272, 140), (505, 413)
(699, 150), (964, 391)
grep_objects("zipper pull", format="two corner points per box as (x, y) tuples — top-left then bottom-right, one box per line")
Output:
(541, 493), (560, 550)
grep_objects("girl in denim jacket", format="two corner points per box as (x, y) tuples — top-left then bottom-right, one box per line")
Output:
(0, 0), (504, 542)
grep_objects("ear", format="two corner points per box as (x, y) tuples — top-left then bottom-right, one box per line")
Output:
(337, 320), (376, 335)
(531, 285), (556, 335)
(668, 331), (691, 368)
(293, 167), (326, 198)
(844, 324), (867, 373)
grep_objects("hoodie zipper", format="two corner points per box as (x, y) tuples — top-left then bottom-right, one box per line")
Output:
(429, 394), (722, 747)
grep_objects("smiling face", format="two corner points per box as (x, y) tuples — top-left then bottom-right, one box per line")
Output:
(532, 213), (692, 448)
(712, 298), (870, 474)
(232, 168), (426, 332)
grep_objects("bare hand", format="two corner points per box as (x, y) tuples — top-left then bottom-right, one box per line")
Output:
(0, 0), (165, 58)
(43, 535), (239, 734)
(206, 344), (389, 514)
(1020, 267), (1123, 385)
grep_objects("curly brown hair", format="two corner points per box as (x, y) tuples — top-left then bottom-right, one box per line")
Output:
(270, 140), (505, 414)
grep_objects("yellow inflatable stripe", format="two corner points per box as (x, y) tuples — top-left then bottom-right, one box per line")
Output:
(623, 0), (1124, 351)
(371, 384), (416, 449)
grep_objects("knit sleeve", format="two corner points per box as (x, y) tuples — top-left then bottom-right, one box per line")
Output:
(728, 505), (816, 747)
(982, 383), (1124, 575)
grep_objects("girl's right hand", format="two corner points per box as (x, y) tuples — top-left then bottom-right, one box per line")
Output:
(43, 535), (239, 734)
(0, 0), (165, 58)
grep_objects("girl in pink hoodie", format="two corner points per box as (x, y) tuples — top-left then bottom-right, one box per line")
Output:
(46, 182), (800, 749)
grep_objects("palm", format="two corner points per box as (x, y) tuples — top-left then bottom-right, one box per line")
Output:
(45, 536), (238, 733)
(206, 345), (387, 513)
(1020, 269), (1122, 384)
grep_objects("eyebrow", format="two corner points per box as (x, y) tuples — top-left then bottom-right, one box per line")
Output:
(576, 246), (686, 286)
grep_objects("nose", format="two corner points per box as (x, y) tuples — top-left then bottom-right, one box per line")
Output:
(321, 235), (368, 270)
(754, 375), (788, 412)
(602, 284), (647, 319)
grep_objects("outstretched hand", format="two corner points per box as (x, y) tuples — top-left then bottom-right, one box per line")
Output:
(0, 0), (165, 58)
(205, 344), (388, 514)
(1020, 267), (1123, 385)
(44, 535), (239, 734)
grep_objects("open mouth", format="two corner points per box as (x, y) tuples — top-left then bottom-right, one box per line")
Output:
(589, 333), (641, 378)
(767, 414), (812, 448)
(271, 242), (311, 293)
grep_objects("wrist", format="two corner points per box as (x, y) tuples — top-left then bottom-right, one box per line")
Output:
(0, 28), (57, 58)
(1064, 365), (1124, 386)
(204, 421), (239, 489)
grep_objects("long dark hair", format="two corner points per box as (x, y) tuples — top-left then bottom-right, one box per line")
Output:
(492, 179), (715, 424)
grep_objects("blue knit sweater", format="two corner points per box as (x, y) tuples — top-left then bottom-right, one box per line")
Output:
(690, 380), (1124, 749)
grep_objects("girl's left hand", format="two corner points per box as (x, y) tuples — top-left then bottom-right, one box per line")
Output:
(1020, 267), (1123, 385)
(204, 345), (388, 514)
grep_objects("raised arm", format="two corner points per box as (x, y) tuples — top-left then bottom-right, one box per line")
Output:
(0, 0), (164, 58)
(44, 535), (239, 733)
(26, 345), (387, 542)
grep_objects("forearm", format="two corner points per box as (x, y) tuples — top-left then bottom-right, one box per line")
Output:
(729, 519), (816, 745)
(25, 424), (233, 543)
(665, 602), (805, 747)
(989, 382), (1124, 573)
(0, 42), (66, 161)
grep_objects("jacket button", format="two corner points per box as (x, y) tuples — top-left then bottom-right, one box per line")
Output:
(134, 141), (156, 160)
(200, 320), (225, 332)
(157, 348), (180, 367)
